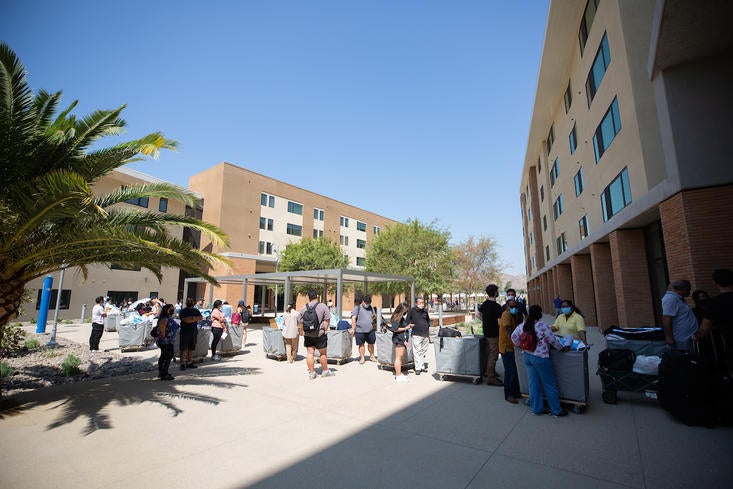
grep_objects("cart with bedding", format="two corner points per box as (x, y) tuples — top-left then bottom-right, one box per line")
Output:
(596, 327), (670, 404)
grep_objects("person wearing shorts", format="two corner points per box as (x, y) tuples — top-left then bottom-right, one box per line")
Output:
(351, 295), (377, 364)
(300, 290), (333, 380)
(178, 298), (202, 370)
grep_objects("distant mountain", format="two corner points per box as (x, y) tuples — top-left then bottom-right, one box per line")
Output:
(500, 273), (527, 292)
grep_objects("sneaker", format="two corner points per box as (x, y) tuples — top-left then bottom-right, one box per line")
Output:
(186, 362), (197, 369)
(395, 374), (409, 382)
(552, 410), (568, 418)
(505, 396), (519, 404)
(414, 369), (421, 376)
(160, 374), (175, 381)
(321, 370), (335, 378)
(359, 358), (365, 364)
(308, 371), (318, 380)
(486, 379), (504, 387)
(179, 363), (187, 371)
(213, 355), (221, 361)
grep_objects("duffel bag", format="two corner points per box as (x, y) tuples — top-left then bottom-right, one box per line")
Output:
(598, 348), (635, 371)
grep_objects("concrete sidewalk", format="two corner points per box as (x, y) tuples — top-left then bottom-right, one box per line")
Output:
(1, 322), (730, 489)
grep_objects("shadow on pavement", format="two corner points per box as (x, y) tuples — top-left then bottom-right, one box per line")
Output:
(0, 366), (262, 435)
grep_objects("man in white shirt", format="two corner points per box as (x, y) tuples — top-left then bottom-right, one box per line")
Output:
(90, 295), (107, 352)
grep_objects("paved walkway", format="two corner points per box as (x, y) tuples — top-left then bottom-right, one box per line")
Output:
(1, 321), (730, 489)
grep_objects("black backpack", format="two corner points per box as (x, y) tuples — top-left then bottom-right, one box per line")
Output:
(301, 303), (321, 332)
(240, 308), (251, 323)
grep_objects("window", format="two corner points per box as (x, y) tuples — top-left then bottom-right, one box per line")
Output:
(340, 235), (349, 246)
(569, 123), (577, 154)
(356, 257), (366, 267)
(543, 215), (547, 231)
(579, 215), (589, 239)
(259, 241), (274, 254)
(313, 208), (324, 220)
(540, 185), (545, 202)
(158, 197), (168, 213)
(36, 289), (71, 310)
(538, 157), (542, 174)
(340, 216), (349, 227)
(529, 232), (534, 245)
(313, 229), (324, 238)
(259, 217), (273, 231)
(593, 97), (621, 162)
(125, 196), (149, 208)
(578, 0), (600, 54)
(601, 167), (632, 222)
(356, 221), (367, 232)
(556, 233), (568, 255)
(261, 193), (275, 207)
(286, 223), (302, 236)
(356, 238), (366, 249)
(546, 124), (555, 155)
(564, 83), (573, 113)
(527, 208), (532, 222)
(574, 167), (585, 196)
(550, 158), (560, 187)
(373, 226), (380, 235)
(532, 255), (536, 269)
(585, 32), (611, 106)
(287, 201), (303, 215)
(545, 245), (551, 261)
(553, 194), (564, 220)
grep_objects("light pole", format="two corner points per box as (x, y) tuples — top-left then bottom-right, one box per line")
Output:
(48, 265), (67, 346)
(273, 247), (280, 315)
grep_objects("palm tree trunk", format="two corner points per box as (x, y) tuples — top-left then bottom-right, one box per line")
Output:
(0, 277), (24, 354)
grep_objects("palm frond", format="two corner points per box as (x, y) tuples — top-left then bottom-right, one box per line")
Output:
(96, 182), (199, 209)
(32, 89), (62, 131)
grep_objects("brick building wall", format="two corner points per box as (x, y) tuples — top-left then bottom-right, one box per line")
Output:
(570, 254), (597, 326)
(590, 243), (619, 331)
(609, 230), (655, 327)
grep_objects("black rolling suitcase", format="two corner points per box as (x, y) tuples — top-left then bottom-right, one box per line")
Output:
(658, 350), (717, 426)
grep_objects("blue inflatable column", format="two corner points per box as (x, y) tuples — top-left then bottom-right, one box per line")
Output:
(36, 275), (53, 333)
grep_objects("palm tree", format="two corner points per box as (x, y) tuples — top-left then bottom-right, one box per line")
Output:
(0, 42), (230, 342)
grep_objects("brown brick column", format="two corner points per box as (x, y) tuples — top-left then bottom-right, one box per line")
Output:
(540, 273), (549, 310)
(609, 229), (655, 327)
(555, 264), (573, 303)
(590, 243), (618, 331)
(659, 185), (733, 293)
(571, 254), (597, 326)
(546, 269), (555, 312)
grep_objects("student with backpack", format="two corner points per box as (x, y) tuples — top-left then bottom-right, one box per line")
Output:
(232, 300), (252, 347)
(299, 290), (333, 380)
(511, 305), (569, 417)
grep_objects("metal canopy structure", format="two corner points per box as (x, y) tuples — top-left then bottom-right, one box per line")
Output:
(183, 268), (415, 320)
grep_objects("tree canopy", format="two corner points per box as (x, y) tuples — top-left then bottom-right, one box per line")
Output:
(278, 237), (349, 296)
(366, 219), (454, 298)
(453, 235), (503, 307)
(0, 42), (229, 337)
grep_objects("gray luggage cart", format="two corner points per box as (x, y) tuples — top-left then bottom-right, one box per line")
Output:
(218, 325), (244, 355)
(104, 314), (121, 332)
(194, 325), (213, 361)
(597, 338), (670, 404)
(326, 330), (353, 364)
(118, 321), (149, 351)
(434, 335), (484, 384)
(263, 327), (287, 361)
(375, 331), (414, 372)
(515, 347), (590, 413)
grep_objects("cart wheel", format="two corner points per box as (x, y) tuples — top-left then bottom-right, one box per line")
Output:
(439, 375), (445, 381)
(602, 390), (618, 404)
(571, 405), (584, 414)
(377, 365), (382, 370)
(472, 377), (481, 385)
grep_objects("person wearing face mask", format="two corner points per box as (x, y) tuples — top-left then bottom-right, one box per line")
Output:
(691, 289), (709, 326)
(500, 299), (522, 403)
(406, 296), (431, 374)
(551, 299), (587, 344)
(351, 295), (377, 364)
(506, 288), (526, 322)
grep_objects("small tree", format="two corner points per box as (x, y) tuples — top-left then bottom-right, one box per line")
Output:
(453, 235), (502, 311)
(278, 237), (349, 297)
(366, 219), (454, 300)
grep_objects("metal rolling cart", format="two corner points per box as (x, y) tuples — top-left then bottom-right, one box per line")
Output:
(434, 334), (484, 384)
(375, 330), (415, 373)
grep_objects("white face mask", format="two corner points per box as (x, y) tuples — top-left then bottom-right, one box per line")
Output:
(506, 295), (515, 301)
(417, 304), (424, 309)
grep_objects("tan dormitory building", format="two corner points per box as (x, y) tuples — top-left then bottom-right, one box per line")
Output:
(520, 0), (733, 330)
(187, 162), (398, 312)
(20, 167), (190, 321)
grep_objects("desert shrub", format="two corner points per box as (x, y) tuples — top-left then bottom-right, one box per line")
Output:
(0, 361), (15, 378)
(61, 355), (82, 376)
(24, 338), (41, 350)
(1, 323), (27, 354)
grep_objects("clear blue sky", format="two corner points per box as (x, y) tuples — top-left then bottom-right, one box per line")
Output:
(2, 0), (549, 274)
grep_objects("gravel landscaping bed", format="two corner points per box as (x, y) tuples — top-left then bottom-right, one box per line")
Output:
(1, 333), (156, 395)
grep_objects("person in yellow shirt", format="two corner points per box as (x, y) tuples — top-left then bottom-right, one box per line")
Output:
(499, 299), (522, 404)
(552, 300), (586, 344)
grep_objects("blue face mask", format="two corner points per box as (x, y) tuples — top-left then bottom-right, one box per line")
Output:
(509, 307), (518, 315)
(561, 306), (572, 315)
